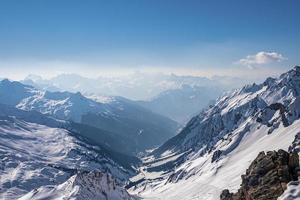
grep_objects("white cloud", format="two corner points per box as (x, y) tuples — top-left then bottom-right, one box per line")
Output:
(238, 51), (287, 67)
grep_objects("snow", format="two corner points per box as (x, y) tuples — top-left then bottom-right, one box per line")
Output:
(87, 94), (115, 104)
(15, 90), (108, 122)
(278, 180), (300, 200)
(0, 117), (130, 199)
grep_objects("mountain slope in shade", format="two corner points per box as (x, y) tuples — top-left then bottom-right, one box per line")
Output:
(0, 80), (178, 154)
(82, 96), (179, 152)
(0, 113), (135, 199)
(19, 172), (137, 200)
(128, 66), (300, 200)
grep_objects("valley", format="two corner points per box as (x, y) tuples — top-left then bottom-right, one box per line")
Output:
(1, 66), (300, 199)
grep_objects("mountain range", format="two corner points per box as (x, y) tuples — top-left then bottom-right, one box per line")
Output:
(0, 79), (178, 154)
(22, 72), (248, 101)
(1, 66), (300, 199)
(23, 73), (228, 125)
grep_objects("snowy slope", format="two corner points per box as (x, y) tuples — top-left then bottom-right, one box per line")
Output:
(0, 115), (134, 199)
(278, 180), (300, 200)
(129, 66), (300, 199)
(130, 121), (300, 200)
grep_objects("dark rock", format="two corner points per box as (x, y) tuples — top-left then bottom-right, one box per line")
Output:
(288, 132), (300, 153)
(212, 150), (223, 162)
(220, 149), (299, 200)
(268, 103), (289, 127)
(220, 189), (233, 200)
(256, 117), (263, 123)
(269, 103), (286, 112)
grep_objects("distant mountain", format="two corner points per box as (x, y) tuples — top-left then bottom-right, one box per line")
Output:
(138, 84), (223, 124)
(129, 66), (300, 199)
(23, 72), (248, 100)
(0, 79), (178, 154)
(22, 78), (61, 92)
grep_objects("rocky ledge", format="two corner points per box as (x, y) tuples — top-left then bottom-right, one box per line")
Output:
(220, 149), (299, 200)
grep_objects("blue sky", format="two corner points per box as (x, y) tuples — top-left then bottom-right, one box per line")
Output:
(0, 0), (300, 79)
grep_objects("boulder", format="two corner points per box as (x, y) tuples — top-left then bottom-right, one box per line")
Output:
(220, 149), (299, 200)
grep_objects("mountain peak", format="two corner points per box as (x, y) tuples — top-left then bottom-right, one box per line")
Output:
(0, 78), (13, 85)
(0, 78), (34, 89)
(280, 65), (300, 79)
(293, 65), (300, 71)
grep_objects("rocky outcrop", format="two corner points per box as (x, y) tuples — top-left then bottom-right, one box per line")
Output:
(212, 149), (223, 162)
(220, 149), (299, 200)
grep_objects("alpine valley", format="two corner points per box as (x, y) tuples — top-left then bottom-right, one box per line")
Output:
(1, 66), (300, 200)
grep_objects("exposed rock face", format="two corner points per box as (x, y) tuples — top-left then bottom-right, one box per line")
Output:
(220, 149), (299, 200)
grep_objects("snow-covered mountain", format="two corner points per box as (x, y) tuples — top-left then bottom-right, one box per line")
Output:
(0, 107), (137, 199)
(128, 66), (300, 199)
(154, 66), (300, 157)
(138, 85), (223, 124)
(0, 79), (178, 154)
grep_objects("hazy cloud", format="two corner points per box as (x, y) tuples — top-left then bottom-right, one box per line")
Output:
(238, 51), (286, 67)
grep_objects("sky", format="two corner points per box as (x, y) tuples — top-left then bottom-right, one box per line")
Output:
(0, 0), (300, 80)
